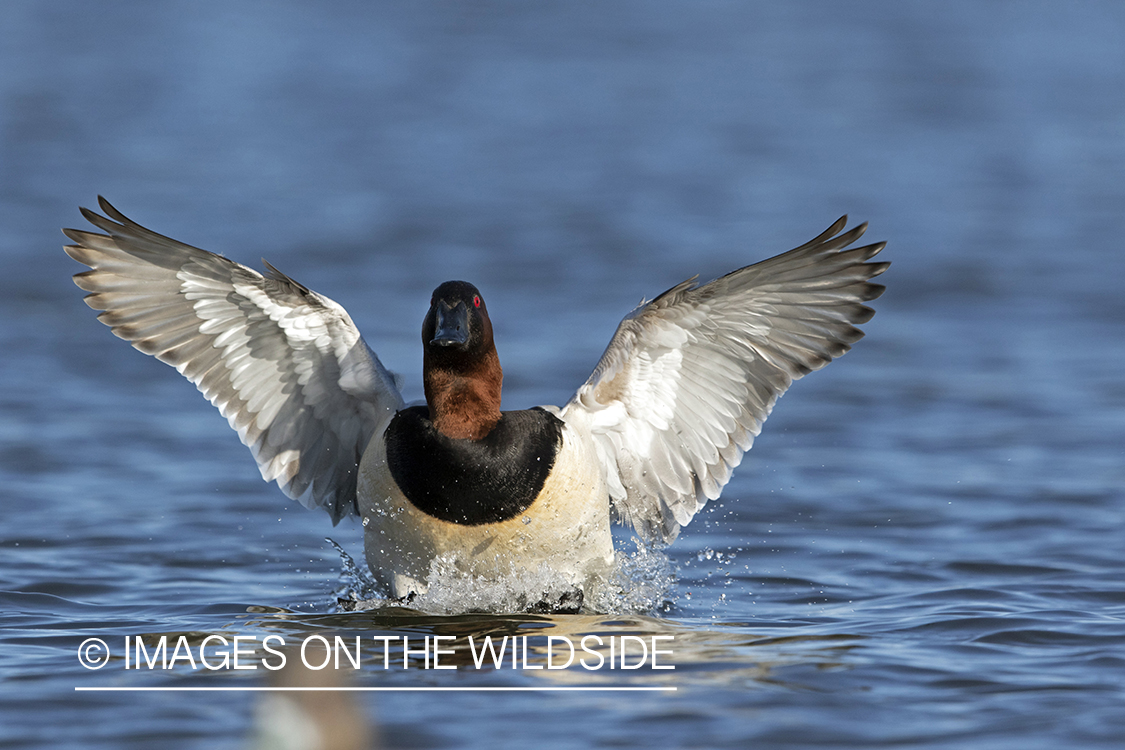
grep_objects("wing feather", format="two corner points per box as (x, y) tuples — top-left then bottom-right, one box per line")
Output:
(65, 197), (405, 522)
(561, 217), (888, 542)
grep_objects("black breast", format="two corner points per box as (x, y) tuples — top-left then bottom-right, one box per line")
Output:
(384, 406), (565, 525)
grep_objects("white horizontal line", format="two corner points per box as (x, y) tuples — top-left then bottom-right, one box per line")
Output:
(75, 686), (676, 692)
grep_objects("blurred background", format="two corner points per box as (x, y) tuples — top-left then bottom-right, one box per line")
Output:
(2, 2), (1123, 749)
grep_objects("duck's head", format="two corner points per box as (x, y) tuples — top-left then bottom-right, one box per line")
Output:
(421, 281), (503, 441)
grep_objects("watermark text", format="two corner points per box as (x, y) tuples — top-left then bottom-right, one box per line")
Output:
(78, 634), (675, 673)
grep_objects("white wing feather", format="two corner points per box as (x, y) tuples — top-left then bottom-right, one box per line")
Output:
(65, 197), (404, 522)
(561, 217), (888, 543)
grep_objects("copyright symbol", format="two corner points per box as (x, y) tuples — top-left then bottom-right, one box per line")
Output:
(78, 638), (110, 669)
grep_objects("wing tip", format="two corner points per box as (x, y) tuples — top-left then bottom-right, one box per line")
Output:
(262, 258), (311, 293)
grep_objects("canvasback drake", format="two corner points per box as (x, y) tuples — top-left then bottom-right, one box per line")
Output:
(65, 198), (888, 608)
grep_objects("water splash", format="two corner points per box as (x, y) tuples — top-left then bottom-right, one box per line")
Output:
(327, 538), (384, 609)
(329, 537), (675, 616)
(413, 555), (588, 615)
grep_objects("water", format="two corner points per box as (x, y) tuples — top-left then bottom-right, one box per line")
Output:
(3, 2), (1124, 747)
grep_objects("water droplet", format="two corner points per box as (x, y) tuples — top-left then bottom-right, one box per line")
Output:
(521, 515), (531, 525)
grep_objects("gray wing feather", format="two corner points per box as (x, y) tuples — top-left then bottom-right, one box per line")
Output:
(561, 217), (888, 543)
(65, 197), (404, 522)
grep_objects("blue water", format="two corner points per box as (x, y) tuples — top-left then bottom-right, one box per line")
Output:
(3, 2), (1124, 748)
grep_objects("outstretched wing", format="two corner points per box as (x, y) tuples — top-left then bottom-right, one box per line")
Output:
(560, 217), (888, 543)
(64, 197), (405, 522)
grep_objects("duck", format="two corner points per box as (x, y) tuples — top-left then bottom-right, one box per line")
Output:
(65, 198), (888, 608)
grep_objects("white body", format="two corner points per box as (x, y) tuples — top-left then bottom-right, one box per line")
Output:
(357, 412), (614, 598)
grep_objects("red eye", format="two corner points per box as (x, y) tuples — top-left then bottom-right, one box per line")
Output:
(473, 295), (481, 308)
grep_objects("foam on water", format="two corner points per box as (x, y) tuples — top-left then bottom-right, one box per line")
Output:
(331, 537), (676, 615)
